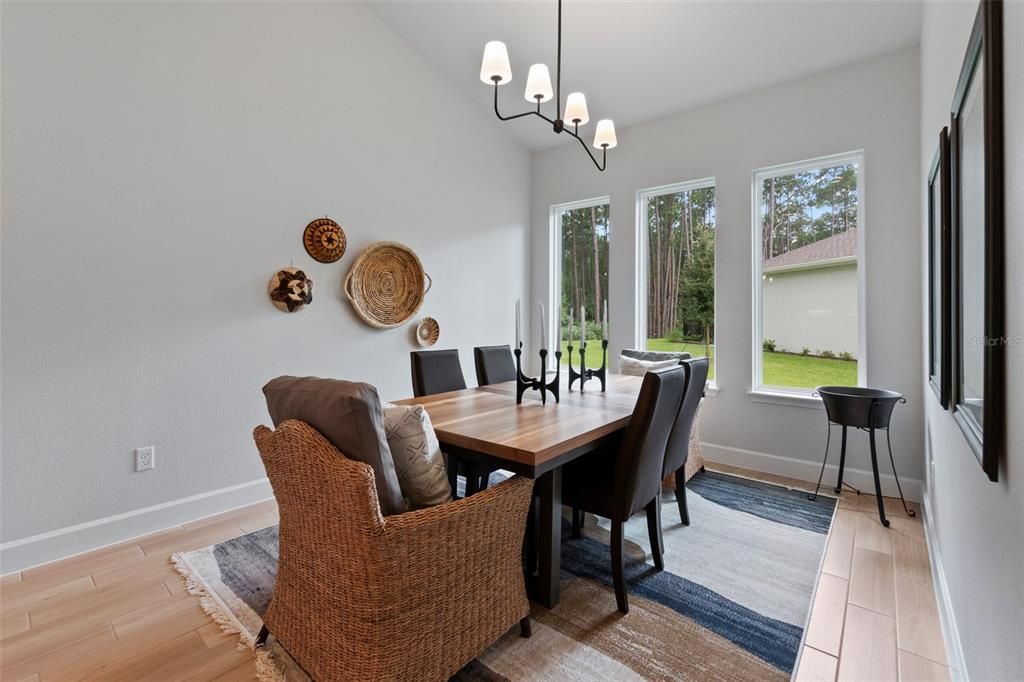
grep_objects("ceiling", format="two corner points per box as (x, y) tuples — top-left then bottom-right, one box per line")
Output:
(366, 0), (922, 150)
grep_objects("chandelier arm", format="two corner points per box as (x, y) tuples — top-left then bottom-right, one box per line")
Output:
(563, 126), (607, 171)
(493, 82), (557, 124)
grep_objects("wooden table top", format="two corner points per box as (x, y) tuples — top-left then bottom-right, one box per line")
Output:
(394, 372), (644, 476)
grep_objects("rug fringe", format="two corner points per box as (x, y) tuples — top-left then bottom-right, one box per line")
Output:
(171, 552), (285, 682)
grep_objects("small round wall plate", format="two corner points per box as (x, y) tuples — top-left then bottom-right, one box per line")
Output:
(268, 267), (313, 313)
(416, 317), (440, 347)
(303, 217), (347, 263)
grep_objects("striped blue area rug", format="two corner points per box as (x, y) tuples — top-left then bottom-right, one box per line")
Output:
(173, 470), (835, 681)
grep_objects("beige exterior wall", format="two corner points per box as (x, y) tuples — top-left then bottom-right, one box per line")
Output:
(762, 263), (858, 357)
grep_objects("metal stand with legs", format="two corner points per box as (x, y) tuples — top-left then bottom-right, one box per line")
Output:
(809, 388), (916, 527)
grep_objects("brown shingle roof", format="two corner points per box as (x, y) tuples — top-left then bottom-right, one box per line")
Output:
(763, 228), (857, 271)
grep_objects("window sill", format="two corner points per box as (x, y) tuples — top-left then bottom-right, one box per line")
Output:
(704, 382), (720, 397)
(747, 389), (824, 409)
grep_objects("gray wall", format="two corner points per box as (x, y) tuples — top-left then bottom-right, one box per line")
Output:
(531, 48), (923, 489)
(920, 3), (1024, 679)
(0, 2), (531, 542)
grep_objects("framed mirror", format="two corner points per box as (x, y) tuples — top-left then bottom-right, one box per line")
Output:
(927, 128), (951, 409)
(949, 0), (1003, 482)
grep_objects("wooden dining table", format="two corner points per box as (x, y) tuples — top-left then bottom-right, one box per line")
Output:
(394, 372), (644, 608)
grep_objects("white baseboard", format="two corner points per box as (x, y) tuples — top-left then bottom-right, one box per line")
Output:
(922, 491), (968, 680)
(701, 442), (923, 502)
(0, 478), (274, 575)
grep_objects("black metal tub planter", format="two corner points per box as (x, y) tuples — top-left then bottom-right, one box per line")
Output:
(810, 386), (915, 527)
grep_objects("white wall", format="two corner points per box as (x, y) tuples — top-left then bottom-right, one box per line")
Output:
(920, 2), (1024, 680)
(763, 263), (859, 358)
(532, 48), (922, 490)
(0, 2), (531, 548)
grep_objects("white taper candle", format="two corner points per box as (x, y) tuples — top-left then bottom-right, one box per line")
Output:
(515, 299), (521, 348)
(557, 305), (561, 352)
(580, 304), (586, 346)
(603, 299), (608, 340)
(538, 300), (547, 351)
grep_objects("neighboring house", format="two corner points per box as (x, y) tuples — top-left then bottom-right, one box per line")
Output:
(762, 229), (858, 357)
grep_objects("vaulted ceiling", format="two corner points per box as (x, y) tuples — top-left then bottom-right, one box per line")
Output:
(367, 0), (922, 150)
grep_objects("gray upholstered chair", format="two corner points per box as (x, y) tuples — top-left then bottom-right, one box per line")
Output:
(662, 357), (710, 526)
(562, 365), (686, 613)
(410, 349), (468, 397)
(474, 345), (517, 386)
(409, 349), (493, 497)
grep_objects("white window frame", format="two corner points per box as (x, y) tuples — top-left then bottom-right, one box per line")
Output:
(549, 195), (611, 353)
(750, 150), (867, 403)
(635, 178), (718, 390)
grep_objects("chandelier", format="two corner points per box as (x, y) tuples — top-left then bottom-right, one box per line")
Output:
(479, 0), (616, 171)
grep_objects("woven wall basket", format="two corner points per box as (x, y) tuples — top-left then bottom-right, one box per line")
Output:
(344, 241), (432, 329)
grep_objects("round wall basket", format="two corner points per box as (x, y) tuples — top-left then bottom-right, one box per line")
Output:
(416, 317), (440, 347)
(344, 241), (432, 329)
(303, 217), (347, 263)
(268, 267), (313, 313)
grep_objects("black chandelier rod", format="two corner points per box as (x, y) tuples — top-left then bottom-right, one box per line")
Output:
(489, 0), (608, 171)
(556, 0), (562, 121)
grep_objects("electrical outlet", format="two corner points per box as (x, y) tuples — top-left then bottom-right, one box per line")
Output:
(135, 446), (155, 472)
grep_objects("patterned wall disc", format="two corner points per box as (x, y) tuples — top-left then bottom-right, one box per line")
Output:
(267, 267), (313, 313)
(344, 241), (432, 329)
(416, 317), (440, 347)
(303, 218), (347, 263)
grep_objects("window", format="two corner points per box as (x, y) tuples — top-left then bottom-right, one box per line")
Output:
(752, 152), (865, 394)
(551, 198), (610, 365)
(637, 179), (717, 382)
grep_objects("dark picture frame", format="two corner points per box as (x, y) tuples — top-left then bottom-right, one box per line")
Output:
(949, 0), (1003, 482)
(927, 128), (951, 409)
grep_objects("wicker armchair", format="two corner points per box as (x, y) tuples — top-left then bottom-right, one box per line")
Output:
(253, 419), (534, 681)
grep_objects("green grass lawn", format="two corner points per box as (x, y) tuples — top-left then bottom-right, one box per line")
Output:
(558, 340), (613, 372)
(559, 338), (856, 389)
(762, 351), (857, 389)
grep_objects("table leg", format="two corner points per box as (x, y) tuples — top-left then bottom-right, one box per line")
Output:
(534, 467), (562, 608)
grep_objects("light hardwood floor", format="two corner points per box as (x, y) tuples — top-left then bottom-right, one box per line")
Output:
(0, 465), (948, 681)
(711, 465), (952, 682)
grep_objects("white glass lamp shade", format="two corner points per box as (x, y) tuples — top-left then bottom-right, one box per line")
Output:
(564, 92), (590, 125)
(524, 64), (553, 102)
(593, 119), (617, 149)
(480, 41), (512, 84)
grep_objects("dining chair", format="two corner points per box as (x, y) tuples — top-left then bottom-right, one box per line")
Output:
(253, 419), (533, 681)
(662, 357), (710, 527)
(410, 349), (491, 496)
(410, 349), (467, 397)
(473, 345), (517, 386)
(562, 365), (686, 613)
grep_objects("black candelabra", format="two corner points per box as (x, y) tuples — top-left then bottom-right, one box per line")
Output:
(513, 343), (561, 405)
(567, 339), (608, 392)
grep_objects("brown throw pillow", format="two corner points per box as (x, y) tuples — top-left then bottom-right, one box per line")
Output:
(262, 376), (407, 516)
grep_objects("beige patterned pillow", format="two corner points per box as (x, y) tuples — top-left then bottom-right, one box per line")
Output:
(382, 403), (453, 508)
